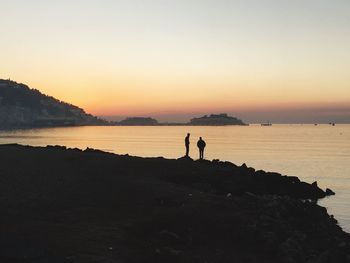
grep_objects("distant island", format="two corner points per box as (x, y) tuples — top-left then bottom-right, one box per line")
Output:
(117, 117), (158, 126)
(189, 113), (247, 126)
(112, 114), (247, 126)
(0, 79), (106, 129)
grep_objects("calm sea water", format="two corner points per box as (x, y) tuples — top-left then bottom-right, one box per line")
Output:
(0, 124), (349, 232)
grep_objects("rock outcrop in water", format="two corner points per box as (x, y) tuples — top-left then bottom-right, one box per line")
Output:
(0, 79), (107, 129)
(0, 144), (349, 263)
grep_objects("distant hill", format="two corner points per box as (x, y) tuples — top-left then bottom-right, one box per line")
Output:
(0, 79), (107, 129)
(190, 114), (247, 126)
(118, 117), (158, 126)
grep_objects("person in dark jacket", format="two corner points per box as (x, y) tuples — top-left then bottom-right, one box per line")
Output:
(197, 137), (206, 160)
(185, 133), (190, 157)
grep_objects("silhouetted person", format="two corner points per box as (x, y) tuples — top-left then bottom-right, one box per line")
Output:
(197, 137), (206, 160)
(185, 133), (190, 157)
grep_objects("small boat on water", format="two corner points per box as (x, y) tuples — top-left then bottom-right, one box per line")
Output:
(261, 122), (272, 126)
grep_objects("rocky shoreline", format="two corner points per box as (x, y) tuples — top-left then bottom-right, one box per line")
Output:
(0, 144), (349, 262)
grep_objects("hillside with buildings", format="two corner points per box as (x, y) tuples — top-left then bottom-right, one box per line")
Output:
(0, 79), (106, 129)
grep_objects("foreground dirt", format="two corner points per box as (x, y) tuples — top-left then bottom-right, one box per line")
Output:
(0, 144), (349, 263)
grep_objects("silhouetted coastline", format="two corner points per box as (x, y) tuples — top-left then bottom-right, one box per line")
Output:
(1, 144), (349, 263)
(1, 79), (249, 129)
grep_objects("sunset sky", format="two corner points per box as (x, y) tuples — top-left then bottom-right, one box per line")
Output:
(1, 0), (349, 123)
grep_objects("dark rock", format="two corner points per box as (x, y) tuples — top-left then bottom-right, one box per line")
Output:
(47, 145), (67, 150)
(212, 159), (220, 164)
(326, 188), (336, 195)
(0, 144), (348, 263)
(247, 167), (255, 174)
(177, 156), (193, 161)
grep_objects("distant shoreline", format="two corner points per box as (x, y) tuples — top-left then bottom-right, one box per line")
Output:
(0, 123), (248, 131)
(114, 124), (244, 126)
(2, 123), (350, 131)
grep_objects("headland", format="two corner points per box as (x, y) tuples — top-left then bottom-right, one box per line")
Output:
(0, 144), (349, 263)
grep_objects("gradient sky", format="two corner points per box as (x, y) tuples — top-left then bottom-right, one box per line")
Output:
(1, 0), (350, 123)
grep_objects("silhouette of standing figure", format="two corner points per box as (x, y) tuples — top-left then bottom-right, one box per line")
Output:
(197, 137), (206, 160)
(185, 133), (190, 157)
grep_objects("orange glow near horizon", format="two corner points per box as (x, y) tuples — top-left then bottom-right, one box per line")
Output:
(9, 72), (349, 118)
(1, 1), (350, 122)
